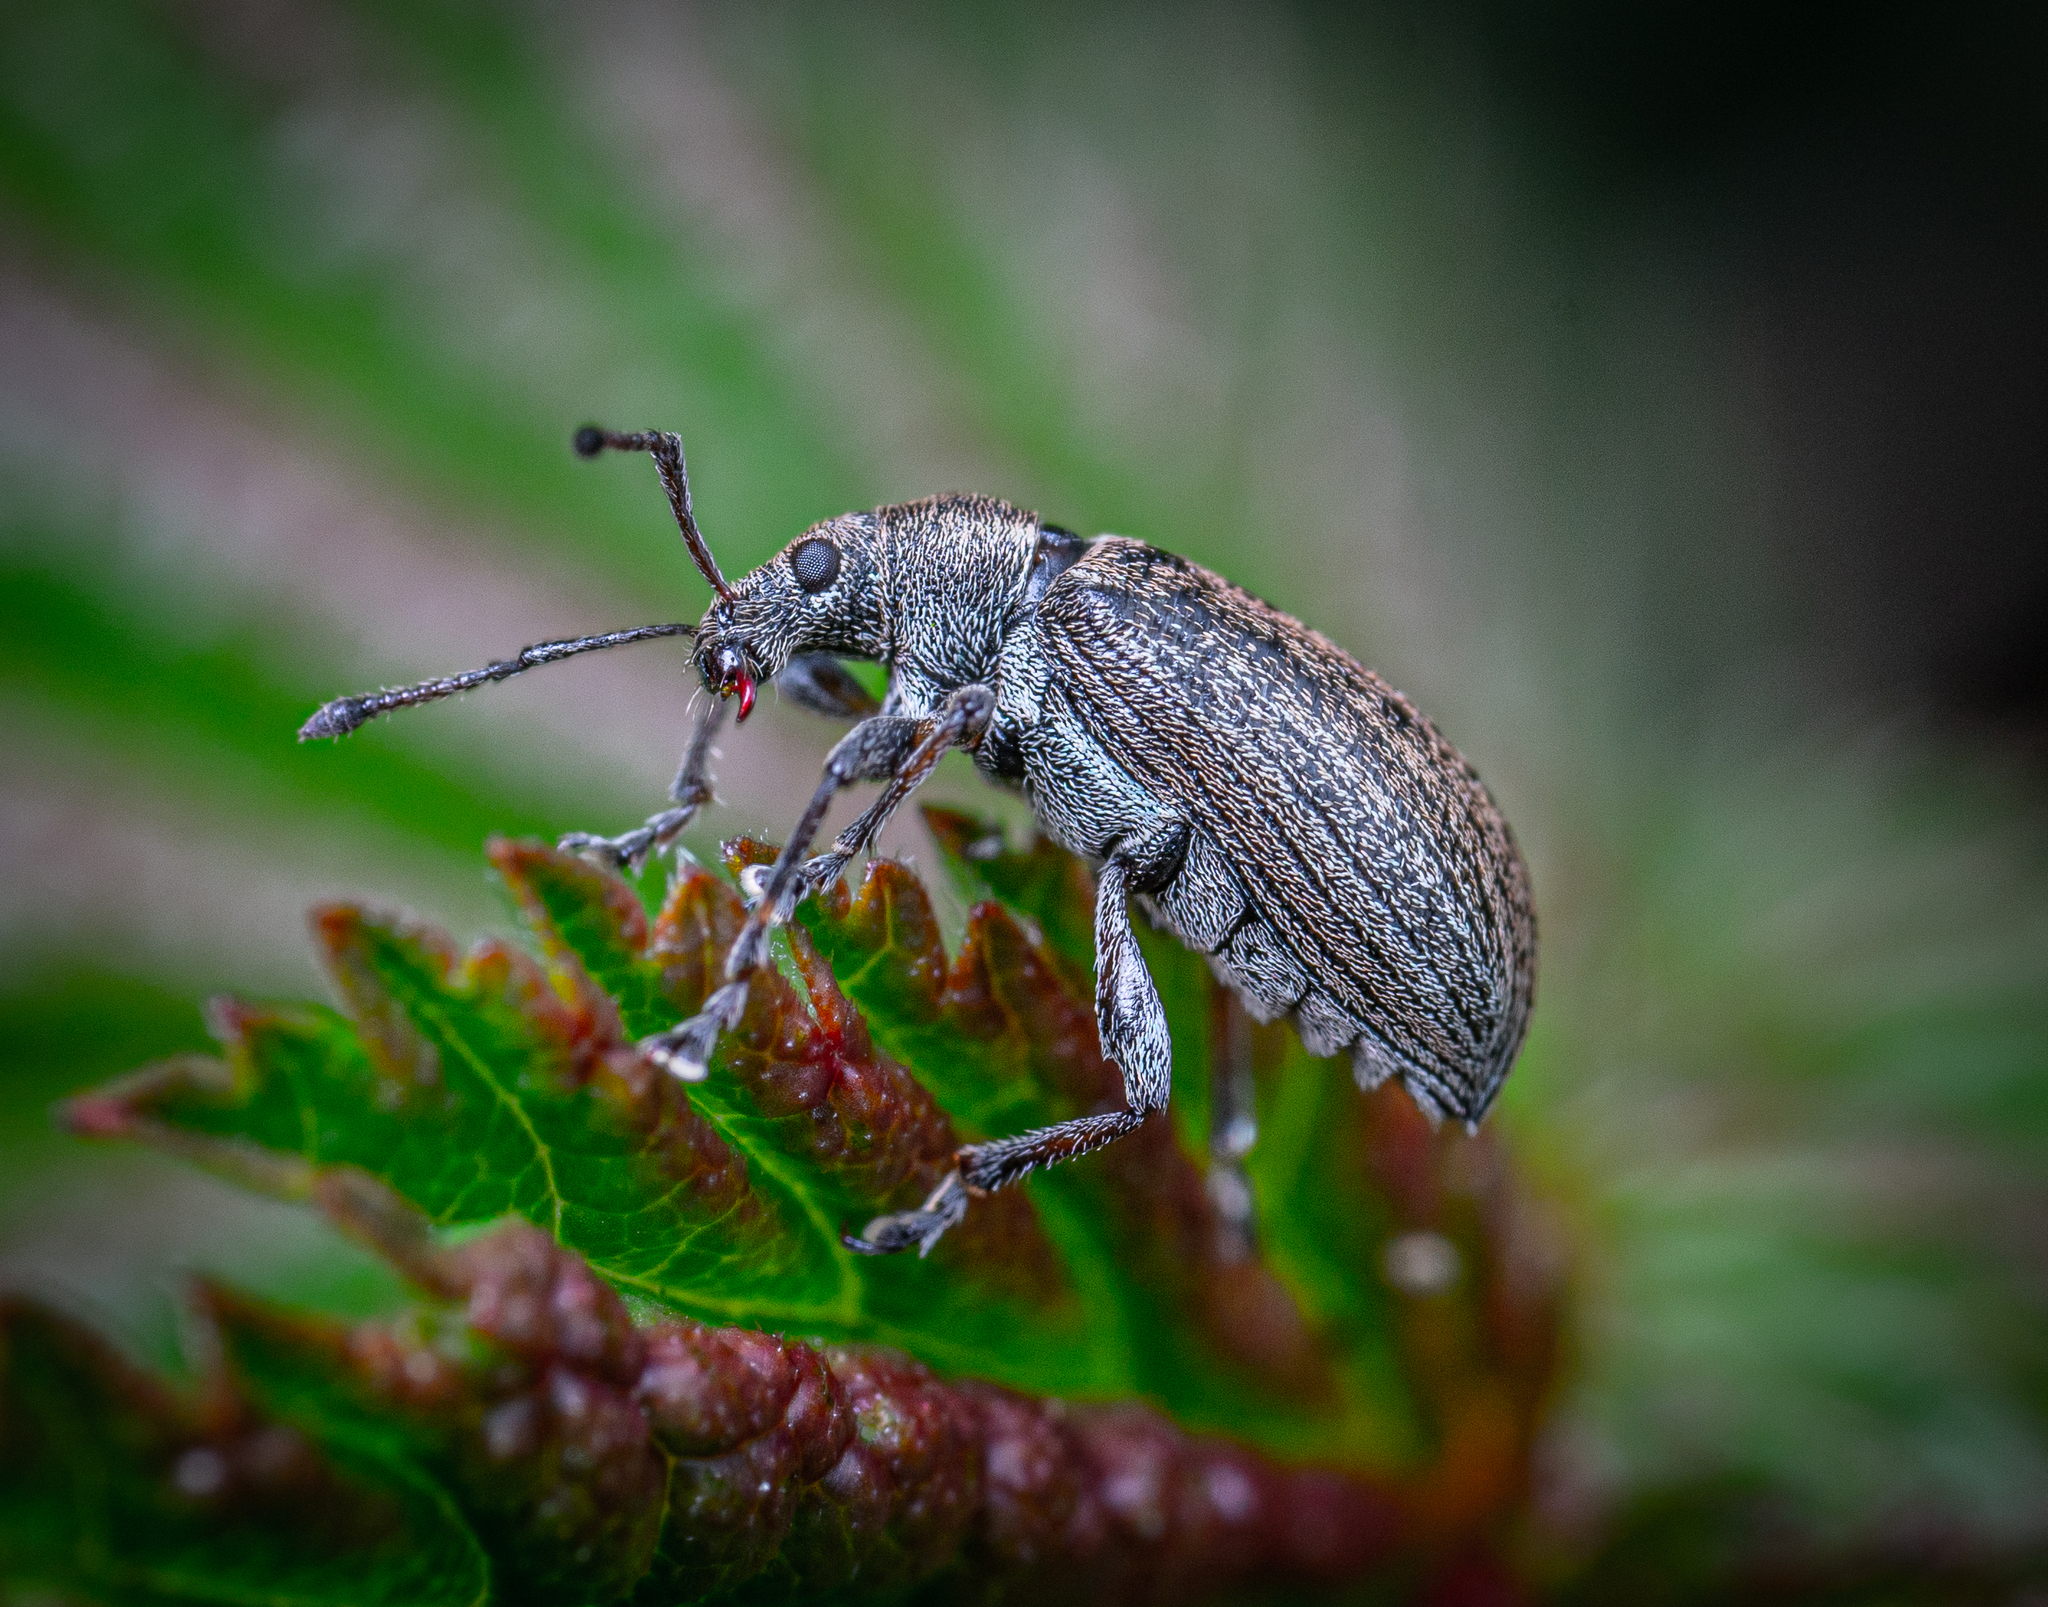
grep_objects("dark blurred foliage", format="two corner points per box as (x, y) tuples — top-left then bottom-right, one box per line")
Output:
(1309, 0), (2048, 732)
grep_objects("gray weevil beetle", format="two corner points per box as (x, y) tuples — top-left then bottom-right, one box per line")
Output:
(303, 427), (1536, 1256)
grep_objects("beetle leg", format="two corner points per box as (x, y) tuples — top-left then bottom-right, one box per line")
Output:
(1206, 984), (1260, 1260)
(762, 683), (996, 917)
(842, 1171), (971, 1258)
(560, 695), (726, 872)
(1087, 851), (1176, 1115)
(849, 839), (1178, 1255)
(643, 685), (994, 1082)
(774, 654), (882, 722)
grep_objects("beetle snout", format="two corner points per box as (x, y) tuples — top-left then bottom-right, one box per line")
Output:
(702, 640), (758, 723)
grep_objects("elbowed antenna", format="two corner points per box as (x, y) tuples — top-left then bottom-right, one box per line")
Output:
(573, 426), (733, 603)
(301, 427), (735, 743)
(298, 622), (694, 740)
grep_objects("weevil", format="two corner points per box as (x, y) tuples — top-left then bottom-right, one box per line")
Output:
(303, 427), (1536, 1255)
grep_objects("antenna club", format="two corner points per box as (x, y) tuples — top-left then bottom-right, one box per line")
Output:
(572, 424), (606, 459)
(299, 697), (368, 741)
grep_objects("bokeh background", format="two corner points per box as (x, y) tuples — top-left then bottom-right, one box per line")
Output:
(2, 0), (2043, 1582)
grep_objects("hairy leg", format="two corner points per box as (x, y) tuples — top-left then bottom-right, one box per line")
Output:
(849, 828), (1185, 1256)
(559, 695), (726, 872)
(645, 684), (995, 1082)
(1206, 985), (1260, 1260)
(775, 654), (882, 722)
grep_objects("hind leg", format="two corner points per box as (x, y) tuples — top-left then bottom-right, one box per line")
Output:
(849, 824), (1186, 1256)
(1205, 985), (1260, 1260)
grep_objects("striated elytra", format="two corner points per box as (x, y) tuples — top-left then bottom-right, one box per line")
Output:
(302, 426), (1535, 1258)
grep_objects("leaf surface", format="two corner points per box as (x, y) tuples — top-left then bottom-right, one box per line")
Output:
(35, 823), (1566, 1601)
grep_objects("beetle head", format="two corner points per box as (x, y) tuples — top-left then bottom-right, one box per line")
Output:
(694, 511), (888, 720)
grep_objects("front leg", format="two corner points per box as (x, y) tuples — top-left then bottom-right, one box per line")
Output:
(850, 823), (1184, 1256)
(770, 682), (998, 913)
(570, 658), (878, 877)
(644, 685), (995, 1082)
(559, 694), (725, 871)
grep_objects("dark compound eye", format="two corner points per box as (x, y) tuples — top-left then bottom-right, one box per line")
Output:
(790, 537), (841, 593)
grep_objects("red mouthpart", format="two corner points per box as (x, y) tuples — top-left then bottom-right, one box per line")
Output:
(734, 672), (757, 722)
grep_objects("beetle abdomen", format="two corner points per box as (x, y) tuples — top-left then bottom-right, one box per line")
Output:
(1039, 540), (1536, 1122)
(1144, 823), (1501, 1115)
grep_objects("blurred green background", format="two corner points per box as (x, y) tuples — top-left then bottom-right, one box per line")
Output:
(1, 0), (2042, 1576)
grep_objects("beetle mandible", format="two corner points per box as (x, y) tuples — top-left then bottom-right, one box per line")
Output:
(303, 427), (1536, 1256)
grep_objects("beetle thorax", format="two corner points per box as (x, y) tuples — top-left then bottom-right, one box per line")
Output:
(874, 495), (1038, 694)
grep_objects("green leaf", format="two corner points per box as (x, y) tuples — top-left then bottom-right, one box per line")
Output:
(40, 826), (1570, 1600)
(69, 1194), (1409, 1605)
(775, 829), (1374, 1448)
(487, 837), (1092, 1383)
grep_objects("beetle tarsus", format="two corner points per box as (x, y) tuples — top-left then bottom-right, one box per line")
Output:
(640, 987), (740, 1083)
(846, 1170), (970, 1257)
(800, 851), (851, 899)
(558, 812), (681, 873)
(739, 853), (848, 921)
(560, 792), (708, 873)
(560, 698), (724, 873)
(558, 827), (634, 871)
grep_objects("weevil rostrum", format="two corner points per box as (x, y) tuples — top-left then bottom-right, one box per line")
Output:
(303, 428), (1536, 1256)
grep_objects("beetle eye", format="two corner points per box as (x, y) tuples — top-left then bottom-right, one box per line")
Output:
(790, 537), (841, 593)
